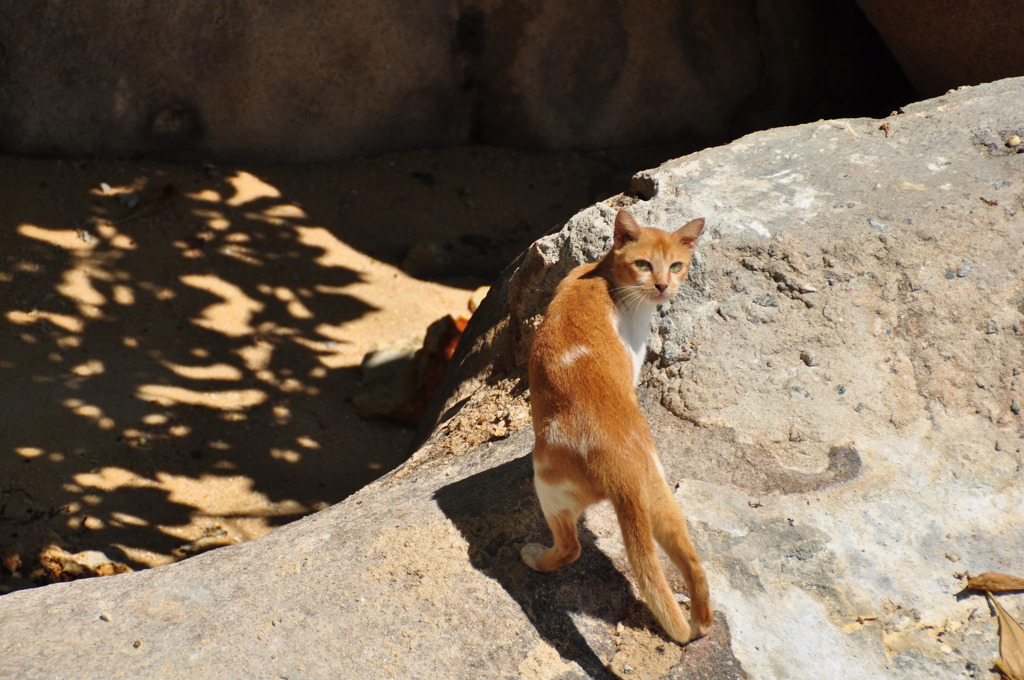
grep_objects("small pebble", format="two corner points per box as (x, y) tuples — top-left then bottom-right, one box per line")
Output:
(956, 259), (972, 278)
(867, 218), (885, 231)
(99, 613), (111, 622)
(800, 351), (818, 367)
(1007, 134), (1021, 148)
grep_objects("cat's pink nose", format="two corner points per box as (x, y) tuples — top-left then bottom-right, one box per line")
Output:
(655, 284), (668, 293)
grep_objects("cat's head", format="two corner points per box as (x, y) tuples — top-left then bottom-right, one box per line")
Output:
(610, 209), (704, 305)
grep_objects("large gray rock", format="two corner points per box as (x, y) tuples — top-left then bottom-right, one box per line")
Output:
(0, 0), (905, 162)
(2, 79), (1023, 680)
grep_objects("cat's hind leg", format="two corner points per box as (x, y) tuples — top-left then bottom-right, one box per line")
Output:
(522, 475), (585, 572)
(651, 482), (713, 639)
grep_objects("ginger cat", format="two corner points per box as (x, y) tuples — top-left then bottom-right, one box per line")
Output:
(522, 209), (712, 644)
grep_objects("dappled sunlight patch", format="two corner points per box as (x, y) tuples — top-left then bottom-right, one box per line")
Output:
(55, 335), (83, 349)
(70, 359), (105, 377)
(62, 397), (115, 430)
(290, 334), (347, 361)
(270, 285), (314, 319)
(296, 225), (369, 270)
(111, 284), (135, 305)
(201, 213), (232, 231)
(188, 189), (223, 203)
(93, 223), (137, 250)
(90, 178), (147, 199)
(306, 323), (352, 368)
(57, 266), (106, 309)
(6, 310), (84, 334)
(159, 359), (244, 382)
(179, 274), (264, 337)
(271, 404), (291, 425)
(263, 203), (308, 219)
(154, 472), (307, 517)
(224, 170), (281, 207)
(74, 466), (159, 492)
(17, 224), (97, 252)
(15, 446), (45, 459)
(236, 339), (274, 373)
(167, 424), (192, 437)
(110, 511), (149, 527)
(136, 384), (267, 410)
(137, 282), (176, 301)
(13, 218), (141, 332)
(218, 242), (263, 266)
(270, 448), (302, 463)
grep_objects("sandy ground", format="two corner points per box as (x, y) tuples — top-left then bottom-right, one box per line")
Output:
(0, 144), (673, 592)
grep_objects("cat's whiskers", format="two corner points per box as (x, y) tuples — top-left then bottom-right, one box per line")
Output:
(614, 283), (655, 315)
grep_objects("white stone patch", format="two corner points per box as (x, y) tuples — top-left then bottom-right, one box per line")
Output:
(790, 185), (817, 211)
(848, 153), (878, 166)
(739, 220), (772, 238)
(710, 582), (885, 679)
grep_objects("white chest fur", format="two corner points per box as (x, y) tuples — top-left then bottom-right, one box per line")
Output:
(613, 302), (655, 385)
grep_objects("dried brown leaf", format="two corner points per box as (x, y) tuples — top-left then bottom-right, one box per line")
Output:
(970, 573), (1024, 593)
(986, 592), (1024, 680)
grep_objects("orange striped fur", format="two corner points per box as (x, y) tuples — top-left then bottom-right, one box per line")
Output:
(523, 209), (712, 644)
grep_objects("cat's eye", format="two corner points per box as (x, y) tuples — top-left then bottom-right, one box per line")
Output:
(635, 260), (652, 271)
(670, 262), (684, 273)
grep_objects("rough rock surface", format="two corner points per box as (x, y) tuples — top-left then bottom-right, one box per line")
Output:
(2, 79), (1024, 680)
(0, 0), (907, 161)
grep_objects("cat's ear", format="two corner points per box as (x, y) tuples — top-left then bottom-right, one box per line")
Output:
(674, 218), (705, 246)
(614, 210), (642, 249)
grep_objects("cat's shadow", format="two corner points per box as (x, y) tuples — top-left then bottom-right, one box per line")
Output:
(434, 452), (631, 678)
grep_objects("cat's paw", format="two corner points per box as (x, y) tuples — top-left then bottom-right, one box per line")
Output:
(687, 616), (713, 642)
(521, 543), (546, 569)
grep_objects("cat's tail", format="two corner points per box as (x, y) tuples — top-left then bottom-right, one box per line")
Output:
(610, 475), (712, 644)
